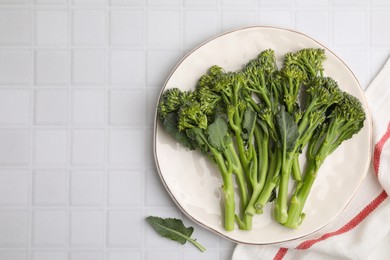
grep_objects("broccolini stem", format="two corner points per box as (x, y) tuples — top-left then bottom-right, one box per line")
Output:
(186, 236), (207, 252)
(225, 143), (252, 230)
(284, 159), (322, 228)
(211, 150), (235, 231)
(291, 154), (302, 181)
(254, 148), (282, 212)
(245, 126), (269, 216)
(274, 151), (294, 224)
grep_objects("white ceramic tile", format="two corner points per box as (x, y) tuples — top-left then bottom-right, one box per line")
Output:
(146, 50), (181, 86)
(0, 211), (29, 247)
(108, 170), (142, 206)
(0, 252), (28, 260)
(72, 90), (106, 125)
(221, 10), (256, 32)
(0, 10), (31, 45)
(145, 169), (175, 207)
(71, 130), (105, 166)
(33, 210), (68, 247)
(107, 210), (142, 247)
(144, 128), (154, 167)
(34, 130), (68, 165)
(370, 11), (390, 46)
(33, 170), (68, 206)
(0, 90), (30, 125)
(110, 10), (143, 46)
(184, 10), (218, 47)
(333, 11), (367, 46)
(295, 11), (330, 46)
(184, 0), (217, 6)
(70, 170), (104, 206)
(0, 130), (30, 166)
(147, 10), (180, 47)
(70, 210), (104, 246)
(147, 0), (180, 6)
(219, 234), (235, 248)
(109, 90), (143, 125)
(145, 88), (159, 126)
(72, 50), (107, 85)
(110, 0), (143, 5)
(333, 0), (366, 6)
(296, 0), (329, 6)
(222, 0), (255, 5)
(0, 0), (30, 3)
(371, 0), (390, 5)
(73, 0), (106, 4)
(0, 50), (32, 85)
(34, 89), (68, 125)
(70, 251), (103, 260)
(32, 251), (67, 260)
(107, 251), (141, 260)
(108, 129), (143, 166)
(258, 10), (294, 29)
(110, 50), (144, 85)
(35, 50), (70, 85)
(36, 0), (67, 3)
(36, 10), (68, 46)
(258, 0), (292, 6)
(182, 250), (218, 260)
(145, 251), (180, 260)
(73, 10), (106, 46)
(0, 170), (29, 206)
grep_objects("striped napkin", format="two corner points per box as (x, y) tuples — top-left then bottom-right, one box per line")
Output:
(232, 57), (390, 260)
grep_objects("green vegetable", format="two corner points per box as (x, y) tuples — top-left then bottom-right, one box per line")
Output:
(146, 216), (206, 252)
(284, 92), (366, 228)
(156, 48), (366, 230)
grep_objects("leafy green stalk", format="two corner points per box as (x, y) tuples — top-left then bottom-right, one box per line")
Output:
(284, 92), (366, 228)
(274, 108), (299, 224)
(254, 147), (281, 212)
(187, 125), (237, 231)
(146, 216), (206, 252)
(245, 123), (269, 216)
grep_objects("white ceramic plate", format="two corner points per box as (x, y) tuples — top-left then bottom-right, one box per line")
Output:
(153, 26), (372, 245)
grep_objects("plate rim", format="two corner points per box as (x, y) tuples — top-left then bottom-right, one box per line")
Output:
(152, 25), (373, 245)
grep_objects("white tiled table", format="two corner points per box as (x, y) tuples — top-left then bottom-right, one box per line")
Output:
(0, 1), (389, 260)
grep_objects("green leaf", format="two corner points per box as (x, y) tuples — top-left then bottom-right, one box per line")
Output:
(162, 112), (195, 150)
(186, 127), (209, 155)
(146, 216), (206, 252)
(207, 116), (228, 151)
(241, 108), (257, 141)
(276, 107), (299, 152)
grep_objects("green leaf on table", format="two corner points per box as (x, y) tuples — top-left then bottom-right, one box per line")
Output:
(146, 216), (206, 252)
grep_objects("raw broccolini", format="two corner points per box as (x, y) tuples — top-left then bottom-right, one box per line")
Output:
(156, 48), (366, 231)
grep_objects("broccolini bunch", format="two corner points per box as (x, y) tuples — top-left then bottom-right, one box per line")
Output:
(157, 48), (366, 231)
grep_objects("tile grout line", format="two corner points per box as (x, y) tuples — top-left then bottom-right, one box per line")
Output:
(66, 0), (72, 258)
(29, 1), (35, 259)
(142, 1), (148, 259)
(103, 0), (110, 259)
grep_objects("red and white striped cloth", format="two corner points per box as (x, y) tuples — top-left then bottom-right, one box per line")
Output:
(232, 58), (390, 260)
